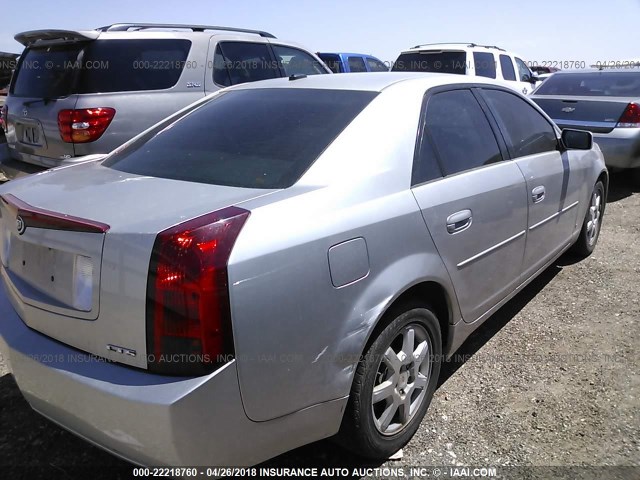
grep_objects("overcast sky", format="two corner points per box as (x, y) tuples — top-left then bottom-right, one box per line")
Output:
(1, 0), (639, 66)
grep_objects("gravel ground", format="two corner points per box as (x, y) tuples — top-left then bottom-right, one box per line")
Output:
(0, 173), (638, 479)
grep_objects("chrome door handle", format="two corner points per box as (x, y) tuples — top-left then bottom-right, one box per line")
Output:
(532, 186), (546, 203)
(446, 209), (473, 234)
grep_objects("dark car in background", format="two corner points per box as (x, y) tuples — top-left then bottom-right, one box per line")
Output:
(531, 69), (640, 182)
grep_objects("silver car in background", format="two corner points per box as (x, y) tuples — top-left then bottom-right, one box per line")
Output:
(0, 23), (329, 178)
(0, 73), (607, 467)
(531, 69), (640, 182)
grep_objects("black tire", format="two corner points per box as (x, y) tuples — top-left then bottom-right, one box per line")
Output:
(571, 180), (605, 258)
(337, 303), (442, 459)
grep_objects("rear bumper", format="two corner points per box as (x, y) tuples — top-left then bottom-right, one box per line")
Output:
(0, 281), (345, 467)
(593, 129), (640, 169)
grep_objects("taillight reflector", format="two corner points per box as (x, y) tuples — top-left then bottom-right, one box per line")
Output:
(58, 107), (116, 143)
(616, 102), (640, 128)
(146, 207), (250, 375)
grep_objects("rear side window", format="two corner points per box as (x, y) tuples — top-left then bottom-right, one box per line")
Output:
(482, 89), (558, 158)
(473, 52), (496, 79)
(366, 58), (388, 72)
(499, 55), (516, 81)
(348, 56), (367, 72)
(425, 89), (502, 176)
(213, 42), (279, 87)
(515, 57), (531, 82)
(11, 40), (192, 97)
(392, 51), (467, 75)
(104, 89), (377, 189)
(318, 54), (342, 73)
(272, 45), (326, 76)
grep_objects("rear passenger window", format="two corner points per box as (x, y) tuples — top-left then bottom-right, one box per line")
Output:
(473, 52), (496, 79)
(348, 56), (367, 72)
(499, 55), (516, 81)
(515, 57), (531, 82)
(366, 58), (388, 72)
(425, 90), (503, 176)
(272, 45), (326, 76)
(482, 89), (558, 158)
(413, 133), (443, 185)
(213, 42), (279, 87)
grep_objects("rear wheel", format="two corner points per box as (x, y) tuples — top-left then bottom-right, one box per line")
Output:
(571, 180), (605, 258)
(337, 304), (442, 459)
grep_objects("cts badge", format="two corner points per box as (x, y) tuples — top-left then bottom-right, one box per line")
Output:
(16, 216), (26, 235)
(562, 107), (576, 113)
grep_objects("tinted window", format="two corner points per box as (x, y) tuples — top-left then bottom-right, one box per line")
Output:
(213, 42), (279, 87)
(11, 40), (191, 97)
(425, 90), (502, 175)
(413, 133), (443, 185)
(534, 72), (640, 97)
(473, 52), (496, 79)
(483, 89), (558, 158)
(499, 55), (516, 81)
(366, 57), (388, 72)
(515, 57), (531, 82)
(348, 56), (367, 72)
(11, 45), (82, 97)
(80, 40), (191, 93)
(104, 89), (377, 189)
(318, 54), (342, 73)
(272, 45), (326, 76)
(392, 51), (467, 74)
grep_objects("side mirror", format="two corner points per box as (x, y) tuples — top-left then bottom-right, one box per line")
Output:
(561, 129), (593, 150)
(529, 74), (540, 84)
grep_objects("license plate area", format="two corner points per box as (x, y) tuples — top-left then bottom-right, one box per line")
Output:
(4, 231), (102, 319)
(18, 121), (45, 147)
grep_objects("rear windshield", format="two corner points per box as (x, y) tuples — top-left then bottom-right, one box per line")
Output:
(103, 88), (378, 189)
(11, 39), (191, 97)
(534, 72), (640, 97)
(392, 51), (467, 74)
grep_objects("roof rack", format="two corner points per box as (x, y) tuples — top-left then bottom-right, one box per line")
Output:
(96, 23), (276, 38)
(411, 42), (505, 52)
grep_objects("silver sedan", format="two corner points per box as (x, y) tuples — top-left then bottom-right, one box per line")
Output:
(531, 69), (640, 181)
(0, 72), (607, 467)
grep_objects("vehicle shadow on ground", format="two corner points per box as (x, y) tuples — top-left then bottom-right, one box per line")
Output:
(606, 172), (639, 203)
(0, 265), (564, 479)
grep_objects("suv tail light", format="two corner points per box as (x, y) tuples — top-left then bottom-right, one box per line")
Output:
(146, 207), (250, 375)
(58, 108), (116, 143)
(0, 104), (7, 132)
(616, 103), (640, 128)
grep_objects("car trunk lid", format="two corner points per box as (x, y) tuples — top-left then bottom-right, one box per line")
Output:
(532, 96), (635, 133)
(0, 162), (277, 368)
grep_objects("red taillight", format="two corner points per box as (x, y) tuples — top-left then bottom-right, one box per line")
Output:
(616, 102), (640, 128)
(146, 207), (250, 375)
(0, 104), (7, 132)
(57, 107), (116, 143)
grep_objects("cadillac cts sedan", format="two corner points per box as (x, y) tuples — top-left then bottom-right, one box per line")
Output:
(0, 73), (607, 467)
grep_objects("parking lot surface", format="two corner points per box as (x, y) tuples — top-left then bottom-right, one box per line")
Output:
(0, 174), (638, 479)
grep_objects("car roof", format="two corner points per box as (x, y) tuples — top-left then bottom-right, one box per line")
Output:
(318, 52), (380, 59)
(226, 71), (510, 92)
(402, 43), (509, 53)
(550, 69), (640, 74)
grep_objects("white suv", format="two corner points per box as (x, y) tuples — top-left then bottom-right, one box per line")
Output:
(392, 43), (539, 95)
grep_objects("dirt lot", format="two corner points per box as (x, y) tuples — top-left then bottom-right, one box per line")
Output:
(0, 174), (638, 479)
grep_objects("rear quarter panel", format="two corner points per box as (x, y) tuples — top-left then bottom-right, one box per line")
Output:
(227, 84), (459, 421)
